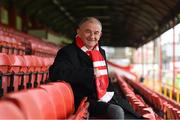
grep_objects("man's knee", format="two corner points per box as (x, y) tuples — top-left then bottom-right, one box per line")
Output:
(107, 104), (124, 119)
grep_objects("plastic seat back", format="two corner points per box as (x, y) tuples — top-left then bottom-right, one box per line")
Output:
(0, 53), (11, 96)
(33, 56), (43, 86)
(5, 88), (56, 119)
(36, 57), (45, 84)
(40, 84), (67, 118)
(0, 100), (25, 119)
(23, 55), (36, 88)
(0, 40), (9, 54)
(5, 90), (43, 118)
(8, 55), (25, 92)
(51, 82), (74, 117)
(27, 88), (56, 119)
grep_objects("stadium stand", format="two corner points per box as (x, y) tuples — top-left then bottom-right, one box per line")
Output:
(0, 82), (89, 119)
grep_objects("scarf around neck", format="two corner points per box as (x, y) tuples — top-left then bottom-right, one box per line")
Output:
(75, 36), (109, 100)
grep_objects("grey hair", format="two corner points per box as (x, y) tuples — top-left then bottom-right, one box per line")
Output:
(78, 17), (102, 29)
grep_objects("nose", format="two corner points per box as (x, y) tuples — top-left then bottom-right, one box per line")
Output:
(90, 32), (95, 39)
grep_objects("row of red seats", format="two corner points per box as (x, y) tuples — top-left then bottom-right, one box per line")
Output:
(115, 74), (158, 120)
(0, 26), (28, 55)
(29, 37), (59, 57)
(154, 91), (180, 119)
(124, 76), (180, 119)
(0, 25), (59, 57)
(0, 82), (89, 119)
(0, 35), (25, 55)
(0, 53), (54, 97)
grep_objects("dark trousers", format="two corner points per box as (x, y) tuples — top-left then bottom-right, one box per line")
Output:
(88, 83), (141, 119)
(88, 99), (124, 119)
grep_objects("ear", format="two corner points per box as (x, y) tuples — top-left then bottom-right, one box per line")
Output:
(76, 28), (80, 34)
(100, 32), (102, 37)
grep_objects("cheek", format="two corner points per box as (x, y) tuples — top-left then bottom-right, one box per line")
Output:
(95, 35), (101, 40)
(81, 32), (90, 38)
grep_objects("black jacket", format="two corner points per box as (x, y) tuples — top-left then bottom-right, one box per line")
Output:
(49, 42), (115, 109)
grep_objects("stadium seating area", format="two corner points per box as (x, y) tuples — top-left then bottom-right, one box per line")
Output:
(0, 24), (58, 95)
(0, 53), (54, 96)
(0, 24), (179, 119)
(0, 24), (59, 57)
(0, 24), (89, 119)
(0, 82), (89, 119)
(113, 73), (180, 119)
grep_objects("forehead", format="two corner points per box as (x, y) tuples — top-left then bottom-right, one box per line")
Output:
(79, 21), (102, 31)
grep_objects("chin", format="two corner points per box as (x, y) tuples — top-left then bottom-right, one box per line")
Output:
(89, 44), (96, 47)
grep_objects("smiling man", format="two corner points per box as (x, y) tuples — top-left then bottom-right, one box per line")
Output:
(49, 17), (124, 119)
(77, 17), (102, 50)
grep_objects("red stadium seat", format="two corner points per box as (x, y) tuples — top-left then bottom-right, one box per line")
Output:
(44, 82), (89, 119)
(0, 101), (25, 119)
(23, 55), (36, 88)
(116, 74), (157, 119)
(50, 82), (75, 117)
(0, 53), (11, 96)
(5, 88), (56, 119)
(42, 57), (54, 83)
(27, 88), (56, 119)
(8, 55), (25, 92)
(1, 81), (89, 119)
(0, 40), (9, 54)
(33, 56), (43, 87)
(16, 55), (27, 89)
(36, 56), (46, 84)
(40, 84), (67, 118)
(4, 90), (43, 118)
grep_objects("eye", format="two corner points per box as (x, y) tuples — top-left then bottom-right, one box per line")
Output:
(85, 30), (91, 34)
(94, 31), (100, 35)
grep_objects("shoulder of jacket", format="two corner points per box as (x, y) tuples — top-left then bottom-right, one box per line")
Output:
(58, 43), (76, 53)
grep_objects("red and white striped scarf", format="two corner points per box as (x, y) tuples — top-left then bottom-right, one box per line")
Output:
(75, 36), (109, 100)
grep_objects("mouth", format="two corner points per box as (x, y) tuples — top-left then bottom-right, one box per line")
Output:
(87, 39), (96, 42)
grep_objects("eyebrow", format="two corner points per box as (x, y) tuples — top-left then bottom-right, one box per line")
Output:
(84, 29), (101, 33)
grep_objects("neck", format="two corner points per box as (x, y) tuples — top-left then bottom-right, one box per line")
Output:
(86, 46), (94, 50)
(86, 44), (98, 50)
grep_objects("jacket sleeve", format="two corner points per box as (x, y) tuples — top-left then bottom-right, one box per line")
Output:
(49, 48), (94, 85)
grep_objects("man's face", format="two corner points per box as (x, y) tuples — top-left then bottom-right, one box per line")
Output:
(77, 21), (102, 50)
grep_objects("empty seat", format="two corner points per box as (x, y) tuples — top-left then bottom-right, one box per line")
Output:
(42, 82), (89, 119)
(40, 84), (67, 118)
(42, 57), (53, 83)
(4, 90), (42, 118)
(1, 81), (89, 119)
(32, 56), (43, 87)
(37, 57), (46, 84)
(27, 88), (57, 119)
(0, 53), (11, 96)
(0, 40), (9, 54)
(50, 82), (75, 117)
(23, 55), (36, 88)
(116, 75), (156, 119)
(8, 55), (26, 92)
(5, 88), (56, 119)
(16, 55), (27, 90)
(0, 101), (25, 119)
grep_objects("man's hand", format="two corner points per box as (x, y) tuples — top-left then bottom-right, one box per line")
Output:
(94, 68), (101, 78)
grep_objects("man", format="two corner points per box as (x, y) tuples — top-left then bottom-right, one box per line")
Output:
(49, 17), (124, 119)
